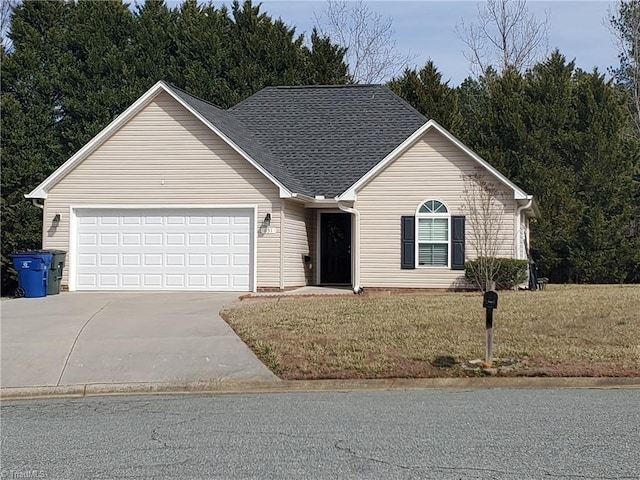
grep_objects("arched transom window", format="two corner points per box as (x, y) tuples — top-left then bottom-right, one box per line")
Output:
(416, 200), (449, 267)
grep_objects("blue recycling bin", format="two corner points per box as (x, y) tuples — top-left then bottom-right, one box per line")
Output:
(10, 252), (53, 298)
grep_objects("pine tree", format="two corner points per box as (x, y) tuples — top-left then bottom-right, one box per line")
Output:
(388, 61), (463, 134)
(1, 0), (70, 293)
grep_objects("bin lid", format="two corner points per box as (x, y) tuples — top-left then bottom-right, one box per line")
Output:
(10, 251), (53, 260)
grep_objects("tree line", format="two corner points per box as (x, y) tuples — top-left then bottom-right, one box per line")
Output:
(1, 0), (638, 292)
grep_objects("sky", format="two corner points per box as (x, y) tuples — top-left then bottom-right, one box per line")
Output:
(252, 1), (618, 86)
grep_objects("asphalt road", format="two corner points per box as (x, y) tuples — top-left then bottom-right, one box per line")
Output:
(1, 389), (638, 479)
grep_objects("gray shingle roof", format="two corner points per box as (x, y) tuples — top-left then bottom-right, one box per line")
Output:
(167, 84), (427, 198)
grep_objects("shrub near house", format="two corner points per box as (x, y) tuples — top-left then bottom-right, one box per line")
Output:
(465, 258), (528, 290)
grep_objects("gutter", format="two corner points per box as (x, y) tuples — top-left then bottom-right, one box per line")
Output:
(336, 201), (361, 294)
(515, 197), (534, 259)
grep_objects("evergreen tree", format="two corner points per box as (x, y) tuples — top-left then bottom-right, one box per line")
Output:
(1, 0), (70, 293)
(457, 51), (640, 283)
(568, 69), (640, 282)
(61, 0), (138, 154)
(520, 52), (580, 281)
(305, 28), (350, 85)
(388, 60), (463, 134)
(132, 0), (174, 91)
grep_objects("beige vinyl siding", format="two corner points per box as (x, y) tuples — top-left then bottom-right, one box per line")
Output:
(44, 91), (282, 288)
(283, 201), (314, 287)
(357, 129), (516, 289)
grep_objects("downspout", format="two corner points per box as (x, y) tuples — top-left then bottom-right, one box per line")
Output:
(515, 198), (533, 259)
(31, 198), (44, 210)
(337, 201), (361, 294)
(279, 201), (285, 291)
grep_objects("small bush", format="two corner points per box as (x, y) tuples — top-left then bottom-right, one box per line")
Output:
(465, 257), (528, 290)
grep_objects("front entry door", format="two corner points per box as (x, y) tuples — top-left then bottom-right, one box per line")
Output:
(320, 213), (351, 285)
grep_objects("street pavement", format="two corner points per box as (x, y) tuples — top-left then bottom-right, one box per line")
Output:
(0, 292), (277, 389)
(2, 388), (639, 479)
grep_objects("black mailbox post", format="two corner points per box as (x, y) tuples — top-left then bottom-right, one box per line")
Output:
(483, 290), (499, 367)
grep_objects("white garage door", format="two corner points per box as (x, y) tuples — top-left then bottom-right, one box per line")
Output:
(75, 208), (254, 291)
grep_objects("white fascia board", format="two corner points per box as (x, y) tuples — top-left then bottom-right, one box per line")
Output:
(337, 119), (531, 201)
(26, 81), (293, 199)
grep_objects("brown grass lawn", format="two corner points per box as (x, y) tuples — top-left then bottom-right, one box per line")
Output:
(220, 285), (640, 379)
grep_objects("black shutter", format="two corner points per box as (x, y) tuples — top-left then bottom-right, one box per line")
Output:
(401, 216), (415, 269)
(451, 216), (465, 270)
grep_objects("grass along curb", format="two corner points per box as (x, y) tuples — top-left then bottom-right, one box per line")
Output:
(222, 285), (640, 380)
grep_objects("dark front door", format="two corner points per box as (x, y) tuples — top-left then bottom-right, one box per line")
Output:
(320, 213), (351, 285)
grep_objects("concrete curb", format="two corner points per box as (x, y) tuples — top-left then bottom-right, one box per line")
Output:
(2, 377), (639, 400)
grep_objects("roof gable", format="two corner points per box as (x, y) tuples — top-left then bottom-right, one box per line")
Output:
(339, 119), (532, 202)
(229, 85), (427, 198)
(26, 81), (292, 199)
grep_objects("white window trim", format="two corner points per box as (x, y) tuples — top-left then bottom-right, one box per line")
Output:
(415, 200), (450, 268)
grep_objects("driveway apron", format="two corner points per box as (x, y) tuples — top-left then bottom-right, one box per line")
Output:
(1, 292), (277, 388)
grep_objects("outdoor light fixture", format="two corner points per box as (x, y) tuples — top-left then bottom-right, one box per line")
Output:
(264, 213), (271, 226)
(52, 214), (61, 226)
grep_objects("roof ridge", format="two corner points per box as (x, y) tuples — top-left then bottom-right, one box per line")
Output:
(267, 84), (383, 89)
(164, 83), (227, 111)
(379, 85), (429, 123)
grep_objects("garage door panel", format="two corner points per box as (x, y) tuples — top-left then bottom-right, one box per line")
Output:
(211, 254), (229, 266)
(122, 216), (141, 225)
(187, 274), (207, 287)
(79, 233), (97, 246)
(99, 216), (119, 226)
(232, 274), (249, 288)
(78, 254), (97, 266)
(144, 274), (162, 286)
(166, 254), (185, 266)
(211, 217), (230, 225)
(211, 233), (229, 245)
(99, 274), (118, 287)
(188, 233), (207, 245)
(76, 209), (253, 291)
(166, 216), (185, 225)
(144, 233), (163, 246)
(78, 274), (97, 287)
(188, 216), (208, 225)
(122, 233), (141, 246)
(122, 274), (141, 287)
(100, 233), (118, 246)
(188, 254), (207, 266)
(122, 254), (141, 266)
(144, 254), (162, 266)
(233, 254), (250, 266)
(100, 254), (118, 266)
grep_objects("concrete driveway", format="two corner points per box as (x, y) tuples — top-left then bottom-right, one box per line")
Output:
(1, 292), (277, 388)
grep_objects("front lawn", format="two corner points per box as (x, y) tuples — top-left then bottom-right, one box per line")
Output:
(220, 285), (640, 379)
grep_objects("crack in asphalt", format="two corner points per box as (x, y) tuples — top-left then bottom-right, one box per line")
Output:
(150, 427), (170, 448)
(333, 439), (419, 472)
(148, 415), (204, 449)
(333, 439), (635, 479)
(57, 301), (111, 386)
